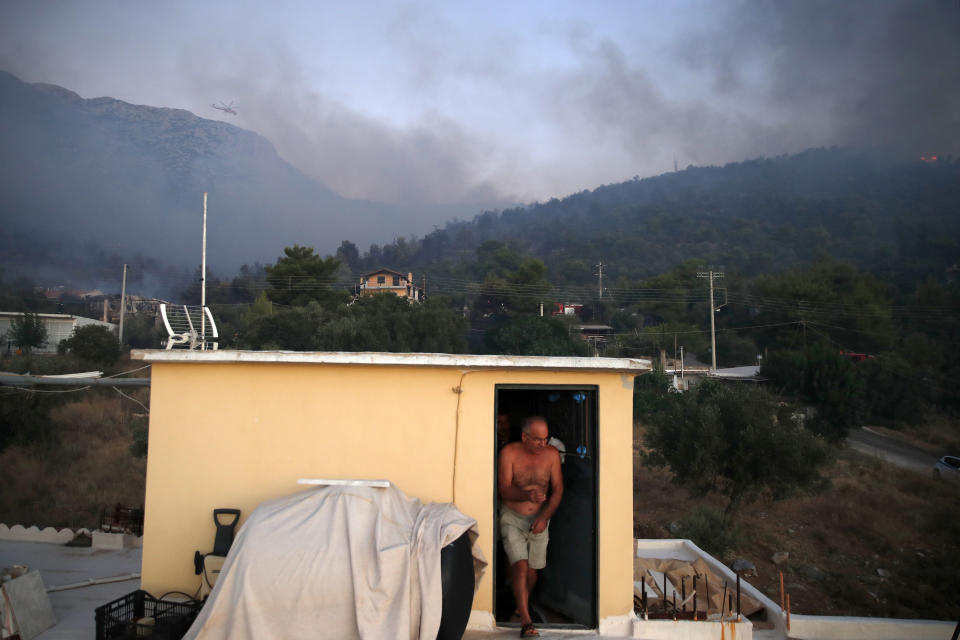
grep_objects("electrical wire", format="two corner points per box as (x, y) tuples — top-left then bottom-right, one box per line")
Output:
(112, 386), (149, 413)
(2, 385), (92, 394)
(103, 364), (151, 378)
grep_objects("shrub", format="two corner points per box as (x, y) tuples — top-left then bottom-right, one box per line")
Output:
(677, 506), (743, 556)
(130, 415), (148, 458)
(58, 324), (120, 367)
(484, 316), (588, 356)
(643, 381), (831, 515)
(762, 344), (865, 441)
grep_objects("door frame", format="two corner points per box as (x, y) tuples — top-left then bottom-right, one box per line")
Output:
(492, 383), (599, 630)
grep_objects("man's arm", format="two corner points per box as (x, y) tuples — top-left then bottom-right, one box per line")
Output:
(531, 450), (564, 533)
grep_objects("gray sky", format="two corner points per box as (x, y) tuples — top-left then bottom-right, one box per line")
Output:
(2, 0), (957, 206)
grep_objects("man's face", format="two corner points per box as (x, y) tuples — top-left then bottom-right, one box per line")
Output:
(521, 419), (549, 454)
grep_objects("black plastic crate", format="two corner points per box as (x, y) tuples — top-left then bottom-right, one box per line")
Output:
(95, 590), (202, 640)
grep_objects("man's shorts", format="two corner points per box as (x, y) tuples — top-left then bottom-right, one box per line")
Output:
(499, 505), (549, 570)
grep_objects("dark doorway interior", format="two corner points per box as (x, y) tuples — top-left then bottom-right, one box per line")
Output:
(494, 385), (598, 629)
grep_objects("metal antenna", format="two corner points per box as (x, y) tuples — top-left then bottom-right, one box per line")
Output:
(201, 192), (208, 349)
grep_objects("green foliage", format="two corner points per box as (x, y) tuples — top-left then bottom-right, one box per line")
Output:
(859, 353), (927, 427)
(240, 294), (468, 353)
(122, 313), (165, 349)
(0, 392), (60, 452)
(676, 506), (744, 556)
(484, 316), (588, 356)
(633, 364), (674, 420)
(129, 415), (148, 458)
(643, 382), (831, 515)
(318, 294), (467, 352)
(58, 324), (119, 366)
(763, 344), (865, 440)
(713, 332), (760, 368)
(472, 241), (553, 318)
(7, 312), (47, 352)
(242, 302), (325, 351)
(748, 259), (895, 354)
(264, 244), (349, 307)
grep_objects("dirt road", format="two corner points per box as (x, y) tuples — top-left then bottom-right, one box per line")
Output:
(846, 426), (940, 474)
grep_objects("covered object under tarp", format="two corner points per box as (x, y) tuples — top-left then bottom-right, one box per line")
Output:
(183, 483), (486, 640)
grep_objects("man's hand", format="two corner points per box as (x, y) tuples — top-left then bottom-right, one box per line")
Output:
(527, 488), (547, 503)
(530, 516), (548, 534)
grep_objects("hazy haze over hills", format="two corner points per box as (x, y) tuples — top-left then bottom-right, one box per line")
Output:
(0, 70), (505, 289)
(1, 1), (956, 205)
(0, 1), (957, 295)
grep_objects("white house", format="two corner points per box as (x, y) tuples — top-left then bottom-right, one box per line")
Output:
(0, 312), (116, 354)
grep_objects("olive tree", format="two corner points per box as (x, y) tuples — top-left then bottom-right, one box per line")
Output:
(642, 381), (831, 517)
(8, 312), (47, 352)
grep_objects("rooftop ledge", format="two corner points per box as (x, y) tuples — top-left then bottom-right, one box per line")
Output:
(131, 349), (652, 373)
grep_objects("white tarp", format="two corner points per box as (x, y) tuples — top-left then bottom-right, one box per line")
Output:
(183, 484), (486, 640)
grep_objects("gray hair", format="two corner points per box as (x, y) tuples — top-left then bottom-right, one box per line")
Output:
(521, 416), (547, 435)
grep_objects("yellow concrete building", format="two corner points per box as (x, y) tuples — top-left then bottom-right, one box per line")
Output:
(132, 350), (650, 634)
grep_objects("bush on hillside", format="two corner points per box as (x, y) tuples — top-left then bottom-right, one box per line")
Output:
(58, 324), (120, 367)
(643, 381), (831, 516)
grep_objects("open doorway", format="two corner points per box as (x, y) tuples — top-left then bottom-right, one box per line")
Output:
(493, 385), (598, 630)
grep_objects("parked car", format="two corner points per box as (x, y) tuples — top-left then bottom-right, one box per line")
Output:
(933, 455), (960, 481)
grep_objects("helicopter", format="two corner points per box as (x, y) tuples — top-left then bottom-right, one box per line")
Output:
(212, 101), (238, 116)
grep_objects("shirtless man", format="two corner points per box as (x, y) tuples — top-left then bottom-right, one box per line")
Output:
(498, 416), (563, 637)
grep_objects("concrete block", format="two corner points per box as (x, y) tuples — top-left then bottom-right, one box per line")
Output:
(92, 531), (140, 549)
(92, 531), (125, 549)
(0, 570), (57, 640)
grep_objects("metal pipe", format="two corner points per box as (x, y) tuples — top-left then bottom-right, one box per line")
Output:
(720, 582), (728, 620)
(664, 573), (668, 612)
(642, 582), (648, 620)
(47, 573), (140, 593)
(779, 570), (785, 612)
(0, 373), (150, 387)
(737, 573), (740, 622)
(200, 192), (207, 348)
(786, 593), (791, 631)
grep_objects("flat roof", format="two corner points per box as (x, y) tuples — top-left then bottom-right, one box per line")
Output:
(132, 350), (652, 373)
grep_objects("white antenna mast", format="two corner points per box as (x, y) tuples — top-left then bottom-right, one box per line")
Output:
(201, 192), (208, 349)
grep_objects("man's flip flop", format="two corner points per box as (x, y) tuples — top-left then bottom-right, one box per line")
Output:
(520, 622), (540, 637)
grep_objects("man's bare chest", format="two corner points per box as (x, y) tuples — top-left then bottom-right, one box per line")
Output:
(512, 457), (550, 487)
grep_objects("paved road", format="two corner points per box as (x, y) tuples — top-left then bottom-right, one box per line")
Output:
(846, 427), (940, 474)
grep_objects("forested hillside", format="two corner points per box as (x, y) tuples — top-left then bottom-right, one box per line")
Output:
(340, 148), (959, 294)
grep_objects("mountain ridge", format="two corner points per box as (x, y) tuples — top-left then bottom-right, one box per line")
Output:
(0, 70), (502, 292)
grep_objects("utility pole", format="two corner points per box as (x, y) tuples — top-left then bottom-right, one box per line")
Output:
(697, 269), (724, 372)
(595, 261), (604, 299)
(118, 264), (127, 345)
(680, 345), (684, 383)
(594, 260), (604, 322)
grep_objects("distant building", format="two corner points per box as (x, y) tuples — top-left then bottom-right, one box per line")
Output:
(358, 269), (422, 301)
(0, 312), (116, 354)
(552, 302), (584, 317)
(83, 294), (165, 324)
(575, 324), (614, 351)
